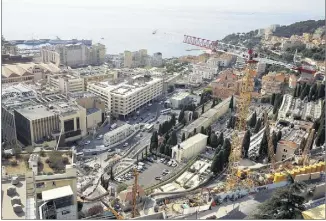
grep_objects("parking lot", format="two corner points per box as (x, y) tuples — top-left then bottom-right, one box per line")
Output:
(118, 158), (178, 188)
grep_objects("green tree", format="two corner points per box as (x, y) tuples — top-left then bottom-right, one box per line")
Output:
(271, 93), (276, 105)
(308, 83), (317, 101)
(170, 113), (176, 126)
(315, 115), (325, 146)
(181, 133), (186, 142)
(242, 130), (251, 158)
(254, 118), (262, 133)
(272, 131), (278, 153)
(206, 126), (212, 145)
(193, 128), (197, 135)
(300, 84), (310, 100)
(292, 85), (298, 97)
(251, 182), (309, 219)
(158, 124), (163, 135)
(317, 83), (325, 99)
(110, 167), (114, 180)
(259, 131), (268, 158)
(229, 95), (234, 110)
(201, 105), (205, 114)
(211, 99), (216, 108)
(187, 133), (192, 139)
(249, 111), (257, 128)
(217, 132), (224, 147)
(210, 133), (219, 148)
(211, 151), (223, 174)
(277, 130), (282, 141)
(200, 126), (205, 134)
(295, 84), (300, 97)
(178, 110), (185, 122)
(193, 111), (199, 120)
(170, 130), (178, 146)
(222, 138), (231, 163)
(159, 143), (165, 154)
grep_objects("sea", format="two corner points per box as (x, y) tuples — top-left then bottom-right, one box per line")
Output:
(2, 1), (324, 58)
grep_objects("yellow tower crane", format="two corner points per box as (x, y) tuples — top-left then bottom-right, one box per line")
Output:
(225, 51), (256, 191)
(132, 168), (139, 218)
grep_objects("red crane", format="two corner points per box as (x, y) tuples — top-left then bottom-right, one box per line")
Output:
(183, 35), (218, 52)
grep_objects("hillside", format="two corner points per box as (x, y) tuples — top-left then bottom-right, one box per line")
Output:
(221, 30), (262, 48)
(273, 20), (325, 37)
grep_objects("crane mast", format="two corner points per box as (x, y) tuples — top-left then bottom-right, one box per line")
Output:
(225, 51), (256, 191)
(132, 168), (139, 218)
(263, 111), (276, 171)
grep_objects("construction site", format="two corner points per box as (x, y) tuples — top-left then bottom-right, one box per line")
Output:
(73, 34), (326, 220)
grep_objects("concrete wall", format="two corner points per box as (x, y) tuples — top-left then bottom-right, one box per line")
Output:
(86, 109), (102, 129)
(181, 97), (231, 137)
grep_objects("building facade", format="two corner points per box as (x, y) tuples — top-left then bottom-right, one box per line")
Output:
(41, 43), (106, 68)
(48, 75), (85, 94)
(103, 124), (138, 146)
(87, 75), (163, 117)
(171, 133), (208, 163)
(261, 72), (285, 95)
(169, 92), (191, 109)
(2, 62), (61, 84)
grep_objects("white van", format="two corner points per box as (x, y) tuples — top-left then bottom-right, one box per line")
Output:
(138, 162), (145, 167)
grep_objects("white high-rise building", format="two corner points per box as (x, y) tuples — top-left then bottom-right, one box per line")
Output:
(87, 75), (163, 117)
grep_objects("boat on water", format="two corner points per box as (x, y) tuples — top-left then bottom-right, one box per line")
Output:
(23, 39), (41, 45)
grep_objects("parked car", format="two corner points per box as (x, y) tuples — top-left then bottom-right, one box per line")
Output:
(84, 140), (91, 145)
(160, 158), (165, 163)
(123, 142), (129, 147)
(167, 161), (172, 166)
(155, 176), (162, 180)
(172, 162), (178, 167)
(97, 135), (103, 140)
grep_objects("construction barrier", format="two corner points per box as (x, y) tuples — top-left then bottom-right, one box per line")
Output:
(310, 172), (321, 180)
(295, 174), (311, 182)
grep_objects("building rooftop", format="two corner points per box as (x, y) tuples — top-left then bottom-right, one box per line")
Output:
(86, 107), (100, 115)
(16, 104), (56, 120)
(179, 133), (208, 150)
(14, 98), (84, 119)
(1, 179), (27, 219)
(170, 92), (190, 101)
(2, 62), (60, 78)
(42, 185), (73, 201)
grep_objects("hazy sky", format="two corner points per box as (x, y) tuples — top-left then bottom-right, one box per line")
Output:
(3, 0), (325, 13)
(2, 0), (325, 57)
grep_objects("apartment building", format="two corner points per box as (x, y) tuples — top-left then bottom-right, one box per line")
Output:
(297, 66), (316, 84)
(48, 74), (84, 94)
(211, 69), (238, 99)
(169, 92), (191, 109)
(13, 98), (87, 146)
(2, 62), (61, 84)
(41, 43), (106, 68)
(151, 52), (163, 67)
(123, 49), (148, 68)
(276, 126), (308, 161)
(261, 72), (285, 95)
(192, 63), (218, 80)
(1, 84), (37, 149)
(87, 75), (163, 117)
(103, 124), (138, 146)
